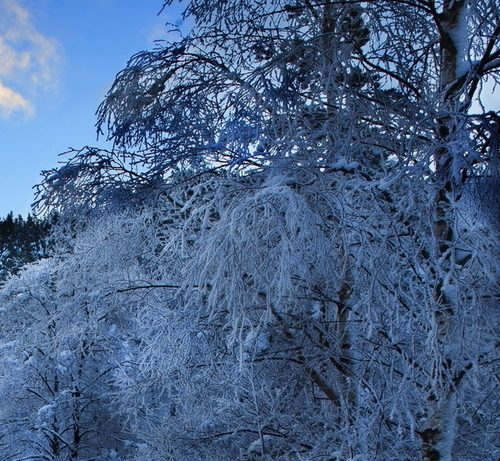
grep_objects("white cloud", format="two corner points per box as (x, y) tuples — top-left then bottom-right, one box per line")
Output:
(0, 0), (60, 119)
(0, 37), (31, 76)
(0, 78), (34, 118)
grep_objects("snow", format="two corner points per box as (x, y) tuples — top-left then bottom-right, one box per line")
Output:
(244, 330), (270, 354)
(37, 404), (55, 422)
(264, 174), (286, 187)
(441, 282), (458, 309)
(248, 435), (273, 454)
(329, 157), (360, 172)
(449, 2), (469, 78)
(432, 393), (458, 461)
(123, 440), (148, 450)
(443, 342), (460, 358)
(108, 324), (117, 336)
(200, 418), (217, 430)
(310, 301), (322, 319)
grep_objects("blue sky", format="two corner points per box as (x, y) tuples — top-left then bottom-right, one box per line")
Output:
(2, 1), (497, 218)
(0, 0), (184, 217)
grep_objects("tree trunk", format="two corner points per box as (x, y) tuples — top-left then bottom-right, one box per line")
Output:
(421, 2), (469, 460)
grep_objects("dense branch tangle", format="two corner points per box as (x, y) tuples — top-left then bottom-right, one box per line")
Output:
(26, 1), (500, 460)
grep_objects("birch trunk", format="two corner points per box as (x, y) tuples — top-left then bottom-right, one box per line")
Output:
(422, 2), (469, 459)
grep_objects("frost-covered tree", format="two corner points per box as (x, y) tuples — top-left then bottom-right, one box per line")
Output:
(24, 0), (500, 460)
(0, 213), (161, 460)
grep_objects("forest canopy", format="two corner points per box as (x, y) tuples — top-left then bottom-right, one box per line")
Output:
(0, 212), (52, 281)
(1, 1), (500, 460)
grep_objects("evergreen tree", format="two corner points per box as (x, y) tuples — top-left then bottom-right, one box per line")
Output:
(0, 212), (53, 281)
